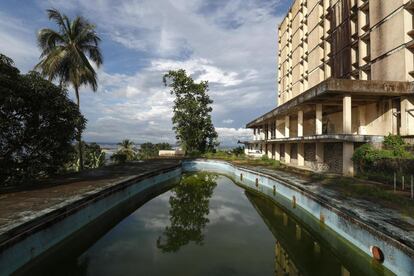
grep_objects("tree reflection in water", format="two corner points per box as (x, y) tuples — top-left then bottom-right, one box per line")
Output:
(157, 173), (217, 253)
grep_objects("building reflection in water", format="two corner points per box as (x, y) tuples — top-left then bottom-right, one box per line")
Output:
(275, 240), (300, 275)
(245, 191), (390, 276)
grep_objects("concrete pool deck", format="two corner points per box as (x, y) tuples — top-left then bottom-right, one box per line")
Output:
(0, 160), (181, 242)
(237, 164), (414, 251)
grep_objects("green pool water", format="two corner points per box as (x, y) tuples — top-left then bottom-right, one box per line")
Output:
(18, 173), (392, 276)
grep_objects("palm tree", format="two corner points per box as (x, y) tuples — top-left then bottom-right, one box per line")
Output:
(117, 139), (137, 161)
(35, 9), (103, 170)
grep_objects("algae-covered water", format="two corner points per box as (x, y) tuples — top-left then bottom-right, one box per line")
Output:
(19, 173), (392, 276)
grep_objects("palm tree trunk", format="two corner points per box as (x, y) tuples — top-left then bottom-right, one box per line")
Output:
(75, 87), (84, 171)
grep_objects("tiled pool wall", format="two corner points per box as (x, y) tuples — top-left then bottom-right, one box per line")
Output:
(0, 166), (182, 275)
(183, 159), (414, 276)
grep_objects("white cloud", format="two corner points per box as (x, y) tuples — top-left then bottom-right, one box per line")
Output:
(2, 0), (285, 146)
(222, 119), (234, 124)
(216, 128), (252, 145)
(151, 58), (243, 86)
(0, 12), (39, 72)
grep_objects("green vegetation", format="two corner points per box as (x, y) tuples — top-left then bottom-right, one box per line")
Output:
(0, 54), (85, 186)
(163, 69), (218, 155)
(110, 141), (174, 163)
(117, 139), (137, 160)
(352, 135), (414, 184)
(201, 149), (281, 168)
(110, 139), (137, 164)
(36, 9), (103, 171)
(138, 142), (172, 159)
(67, 142), (106, 171)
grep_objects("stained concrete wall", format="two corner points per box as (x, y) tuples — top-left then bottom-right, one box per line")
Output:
(317, 100), (396, 136)
(183, 159), (414, 276)
(277, 0), (414, 104)
(0, 167), (182, 275)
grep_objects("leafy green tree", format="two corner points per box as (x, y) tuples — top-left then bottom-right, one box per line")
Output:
(383, 134), (409, 157)
(85, 142), (106, 168)
(117, 139), (137, 161)
(231, 146), (245, 156)
(157, 142), (173, 151)
(163, 69), (218, 154)
(157, 173), (217, 252)
(138, 142), (157, 159)
(35, 9), (103, 170)
(138, 142), (172, 159)
(0, 54), (85, 185)
(68, 142), (105, 170)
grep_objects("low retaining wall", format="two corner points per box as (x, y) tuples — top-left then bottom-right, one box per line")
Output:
(0, 166), (182, 275)
(183, 159), (414, 276)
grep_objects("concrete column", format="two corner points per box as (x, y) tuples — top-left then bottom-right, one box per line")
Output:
(343, 95), (352, 134)
(343, 142), (354, 176)
(298, 110), (303, 137)
(401, 96), (414, 136)
(392, 102), (398, 135)
(285, 115), (290, 138)
(298, 143), (304, 166)
(275, 144), (280, 161)
(357, 105), (366, 135)
(386, 99), (393, 135)
(285, 143), (291, 164)
(268, 122), (272, 140)
(316, 104), (323, 135)
(276, 120), (283, 138)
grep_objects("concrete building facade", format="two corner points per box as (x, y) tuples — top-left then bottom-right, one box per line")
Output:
(245, 0), (414, 175)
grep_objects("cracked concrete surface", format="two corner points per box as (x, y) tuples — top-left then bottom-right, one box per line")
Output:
(0, 160), (180, 238)
(242, 165), (414, 251)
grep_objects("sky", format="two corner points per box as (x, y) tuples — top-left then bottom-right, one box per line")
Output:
(0, 0), (291, 146)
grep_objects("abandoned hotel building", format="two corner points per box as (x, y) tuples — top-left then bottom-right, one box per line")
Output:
(245, 0), (414, 175)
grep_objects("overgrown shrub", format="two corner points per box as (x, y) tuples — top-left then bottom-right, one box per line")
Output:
(67, 142), (106, 170)
(110, 152), (128, 164)
(383, 134), (412, 158)
(0, 54), (85, 185)
(353, 135), (414, 180)
(231, 146), (245, 156)
(138, 142), (172, 159)
(261, 155), (270, 161)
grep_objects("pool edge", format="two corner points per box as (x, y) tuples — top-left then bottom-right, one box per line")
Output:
(183, 159), (414, 276)
(0, 164), (182, 275)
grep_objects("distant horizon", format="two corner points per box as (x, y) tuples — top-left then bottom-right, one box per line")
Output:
(91, 141), (241, 148)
